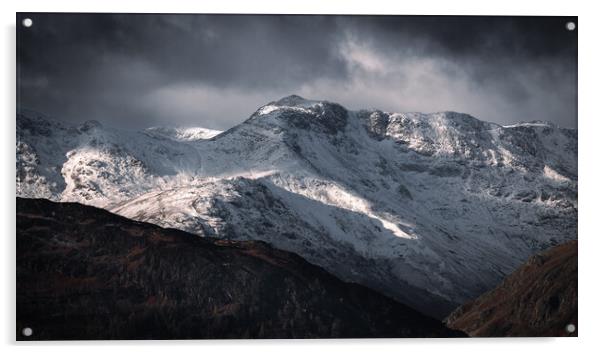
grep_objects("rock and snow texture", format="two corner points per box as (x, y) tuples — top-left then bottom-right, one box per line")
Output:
(144, 126), (222, 141)
(16, 96), (577, 318)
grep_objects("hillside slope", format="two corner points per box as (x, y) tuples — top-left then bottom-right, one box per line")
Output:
(16, 197), (464, 340)
(446, 240), (577, 337)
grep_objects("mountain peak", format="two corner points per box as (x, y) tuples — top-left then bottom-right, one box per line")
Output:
(273, 94), (310, 107)
(78, 120), (103, 132)
(252, 95), (348, 135)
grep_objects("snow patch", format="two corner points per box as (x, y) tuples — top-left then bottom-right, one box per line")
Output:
(257, 105), (280, 115)
(543, 165), (570, 183)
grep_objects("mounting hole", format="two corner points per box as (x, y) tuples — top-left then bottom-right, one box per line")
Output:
(22, 327), (33, 337)
(565, 323), (576, 333)
(22, 18), (33, 28)
(566, 21), (576, 31)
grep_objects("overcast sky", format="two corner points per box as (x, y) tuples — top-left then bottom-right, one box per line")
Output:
(17, 14), (577, 130)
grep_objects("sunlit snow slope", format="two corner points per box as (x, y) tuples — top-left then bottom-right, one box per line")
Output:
(16, 96), (577, 318)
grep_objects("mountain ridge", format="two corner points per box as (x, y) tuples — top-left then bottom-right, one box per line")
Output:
(17, 197), (464, 339)
(16, 96), (578, 318)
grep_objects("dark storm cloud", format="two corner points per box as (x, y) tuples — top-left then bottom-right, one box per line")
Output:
(345, 16), (576, 59)
(17, 14), (577, 129)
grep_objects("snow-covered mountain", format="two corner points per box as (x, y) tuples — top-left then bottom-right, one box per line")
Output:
(16, 96), (577, 318)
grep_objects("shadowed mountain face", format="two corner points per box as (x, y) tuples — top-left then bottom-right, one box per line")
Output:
(445, 240), (577, 337)
(16, 197), (464, 340)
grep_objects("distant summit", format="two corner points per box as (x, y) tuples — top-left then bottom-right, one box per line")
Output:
(273, 94), (310, 106)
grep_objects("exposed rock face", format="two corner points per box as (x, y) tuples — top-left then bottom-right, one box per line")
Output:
(445, 240), (577, 337)
(254, 95), (349, 134)
(16, 96), (577, 319)
(16, 197), (464, 340)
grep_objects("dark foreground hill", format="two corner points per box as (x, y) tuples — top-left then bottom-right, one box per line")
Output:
(446, 240), (577, 337)
(16, 197), (464, 340)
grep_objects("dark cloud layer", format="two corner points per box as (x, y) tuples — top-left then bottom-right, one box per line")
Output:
(17, 14), (577, 129)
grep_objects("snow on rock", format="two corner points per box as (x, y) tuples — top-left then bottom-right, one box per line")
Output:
(144, 126), (222, 141)
(16, 97), (578, 318)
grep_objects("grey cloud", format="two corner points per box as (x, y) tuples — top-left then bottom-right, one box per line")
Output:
(17, 13), (577, 129)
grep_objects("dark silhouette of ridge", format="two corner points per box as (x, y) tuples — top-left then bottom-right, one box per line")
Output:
(16, 197), (465, 340)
